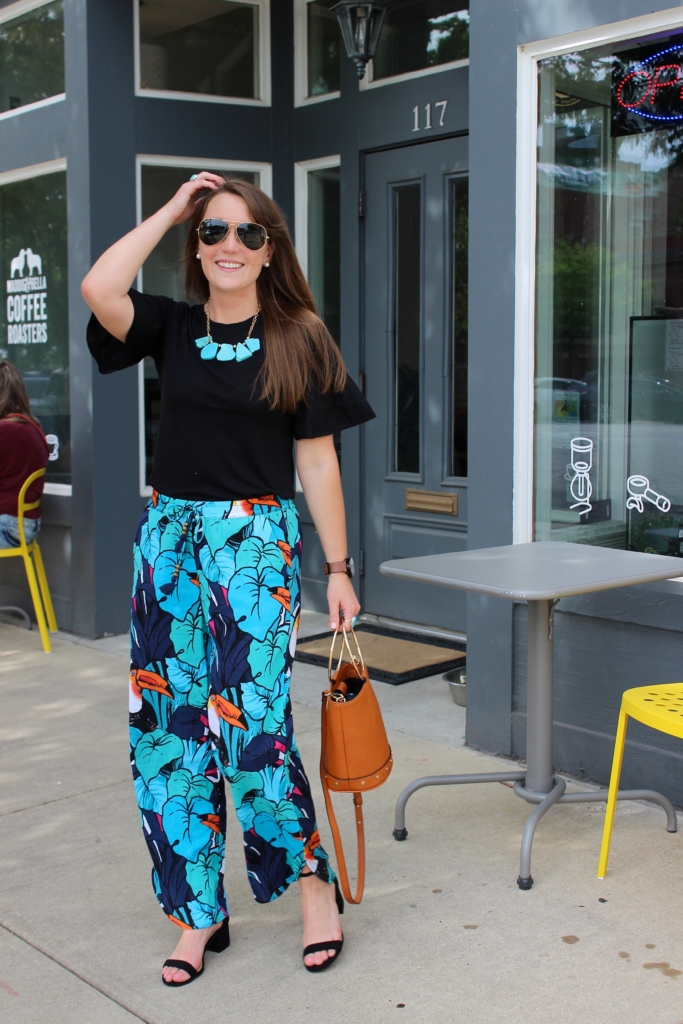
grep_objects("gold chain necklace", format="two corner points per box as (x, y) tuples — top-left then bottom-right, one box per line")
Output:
(194, 302), (261, 363)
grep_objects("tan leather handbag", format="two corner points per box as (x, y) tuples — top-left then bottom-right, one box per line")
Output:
(320, 626), (393, 904)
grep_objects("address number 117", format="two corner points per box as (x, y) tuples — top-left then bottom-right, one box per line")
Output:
(412, 100), (448, 131)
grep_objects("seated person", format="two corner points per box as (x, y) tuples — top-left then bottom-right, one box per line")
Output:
(0, 361), (49, 549)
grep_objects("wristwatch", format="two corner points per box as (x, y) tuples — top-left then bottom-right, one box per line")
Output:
(323, 557), (353, 579)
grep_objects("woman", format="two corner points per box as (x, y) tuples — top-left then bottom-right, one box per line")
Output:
(0, 361), (49, 550)
(82, 173), (374, 986)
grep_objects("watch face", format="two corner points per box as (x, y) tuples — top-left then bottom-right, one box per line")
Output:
(347, 557), (355, 579)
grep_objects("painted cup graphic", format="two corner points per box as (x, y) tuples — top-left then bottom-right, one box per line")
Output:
(45, 434), (59, 462)
(569, 437), (593, 514)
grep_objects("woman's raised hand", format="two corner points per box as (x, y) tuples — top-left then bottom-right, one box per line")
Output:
(81, 170), (226, 341)
(163, 171), (225, 226)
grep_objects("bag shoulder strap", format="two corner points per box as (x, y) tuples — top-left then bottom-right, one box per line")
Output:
(320, 694), (366, 905)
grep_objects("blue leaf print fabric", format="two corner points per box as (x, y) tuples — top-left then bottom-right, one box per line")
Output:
(129, 493), (334, 930)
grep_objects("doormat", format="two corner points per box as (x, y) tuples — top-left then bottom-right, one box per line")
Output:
(295, 623), (466, 686)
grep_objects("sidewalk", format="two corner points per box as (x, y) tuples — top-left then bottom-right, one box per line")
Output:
(1, 616), (682, 1024)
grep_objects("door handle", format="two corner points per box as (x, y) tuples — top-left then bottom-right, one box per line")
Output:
(405, 489), (458, 515)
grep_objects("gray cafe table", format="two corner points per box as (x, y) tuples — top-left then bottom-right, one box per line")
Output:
(380, 541), (683, 888)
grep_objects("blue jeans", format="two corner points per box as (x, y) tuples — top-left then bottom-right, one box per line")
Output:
(0, 514), (41, 550)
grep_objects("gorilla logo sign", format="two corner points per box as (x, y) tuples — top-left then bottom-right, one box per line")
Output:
(6, 247), (48, 345)
(615, 44), (683, 123)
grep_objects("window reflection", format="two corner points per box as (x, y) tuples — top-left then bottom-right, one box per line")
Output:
(372, 1), (468, 82)
(307, 0), (340, 97)
(0, 171), (69, 484)
(534, 34), (683, 556)
(306, 164), (341, 462)
(394, 184), (421, 474)
(307, 165), (340, 344)
(0, 0), (64, 113)
(451, 176), (468, 478)
(140, 165), (258, 485)
(139, 0), (259, 100)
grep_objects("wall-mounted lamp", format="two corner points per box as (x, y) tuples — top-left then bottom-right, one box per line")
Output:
(332, 1), (388, 80)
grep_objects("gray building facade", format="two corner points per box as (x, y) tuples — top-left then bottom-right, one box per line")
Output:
(3, 0), (683, 804)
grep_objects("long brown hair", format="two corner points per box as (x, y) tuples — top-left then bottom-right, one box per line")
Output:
(183, 177), (346, 413)
(0, 360), (39, 423)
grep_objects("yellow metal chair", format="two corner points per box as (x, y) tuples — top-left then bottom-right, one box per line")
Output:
(0, 467), (57, 652)
(598, 684), (683, 878)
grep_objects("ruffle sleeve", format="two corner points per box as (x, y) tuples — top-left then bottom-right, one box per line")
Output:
(293, 373), (376, 439)
(86, 289), (174, 374)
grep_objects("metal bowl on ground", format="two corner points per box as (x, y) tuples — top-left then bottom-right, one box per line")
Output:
(444, 667), (466, 706)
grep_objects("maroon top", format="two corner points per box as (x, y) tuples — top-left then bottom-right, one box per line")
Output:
(0, 417), (49, 519)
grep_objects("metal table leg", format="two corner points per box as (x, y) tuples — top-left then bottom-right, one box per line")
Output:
(515, 783), (677, 830)
(393, 771), (526, 840)
(513, 598), (557, 888)
(0, 606), (31, 629)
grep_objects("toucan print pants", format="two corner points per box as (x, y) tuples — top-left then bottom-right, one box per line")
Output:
(129, 492), (334, 929)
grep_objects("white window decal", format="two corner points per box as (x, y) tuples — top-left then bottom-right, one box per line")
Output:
(567, 438), (593, 516)
(626, 476), (671, 514)
(6, 247), (48, 345)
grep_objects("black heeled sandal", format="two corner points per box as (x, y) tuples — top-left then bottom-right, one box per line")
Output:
(300, 871), (344, 973)
(162, 917), (230, 987)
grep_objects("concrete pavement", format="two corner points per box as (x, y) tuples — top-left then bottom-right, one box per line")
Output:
(1, 616), (683, 1023)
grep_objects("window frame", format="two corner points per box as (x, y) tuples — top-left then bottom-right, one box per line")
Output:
(293, 0), (341, 107)
(134, 0), (272, 108)
(135, 154), (273, 497)
(0, 156), (69, 495)
(293, 155), (341, 489)
(513, 8), (683, 546)
(0, 0), (65, 122)
(293, 153), (341, 277)
(359, 55), (468, 92)
(358, 6), (469, 92)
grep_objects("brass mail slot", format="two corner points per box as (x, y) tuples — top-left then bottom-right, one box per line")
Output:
(405, 489), (458, 516)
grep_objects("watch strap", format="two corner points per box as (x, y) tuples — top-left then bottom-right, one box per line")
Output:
(324, 558), (353, 578)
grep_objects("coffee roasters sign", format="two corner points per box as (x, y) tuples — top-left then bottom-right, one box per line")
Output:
(6, 247), (48, 345)
(614, 42), (683, 124)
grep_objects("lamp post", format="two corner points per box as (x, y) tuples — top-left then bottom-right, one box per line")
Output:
(332, 1), (388, 80)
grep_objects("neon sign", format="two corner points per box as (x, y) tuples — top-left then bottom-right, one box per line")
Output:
(615, 44), (683, 123)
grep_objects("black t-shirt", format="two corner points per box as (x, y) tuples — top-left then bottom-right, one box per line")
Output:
(87, 290), (375, 501)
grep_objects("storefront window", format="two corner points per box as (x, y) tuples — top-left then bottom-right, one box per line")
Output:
(138, 0), (261, 101)
(0, 0), (64, 114)
(139, 164), (258, 486)
(372, 1), (468, 82)
(535, 31), (683, 557)
(307, 0), (340, 97)
(0, 169), (69, 485)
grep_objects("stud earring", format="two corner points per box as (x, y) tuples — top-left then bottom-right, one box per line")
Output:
(196, 253), (201, 259)
(264, 262), (270, 267)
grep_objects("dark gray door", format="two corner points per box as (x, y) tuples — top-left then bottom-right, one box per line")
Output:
(362, 136), (468, 629)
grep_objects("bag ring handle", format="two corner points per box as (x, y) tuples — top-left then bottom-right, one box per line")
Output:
(327, 620), (366, 683)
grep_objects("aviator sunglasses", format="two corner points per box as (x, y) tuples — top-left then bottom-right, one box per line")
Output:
(197, 218), (269, 251)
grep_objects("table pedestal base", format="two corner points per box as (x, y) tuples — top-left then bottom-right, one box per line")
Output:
(393, 771), (677, 888)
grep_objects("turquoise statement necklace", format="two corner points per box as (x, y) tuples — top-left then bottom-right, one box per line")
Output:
(195, 302), (260, 362)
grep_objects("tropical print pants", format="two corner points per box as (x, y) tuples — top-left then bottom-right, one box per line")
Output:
(129, 492), (334, 930)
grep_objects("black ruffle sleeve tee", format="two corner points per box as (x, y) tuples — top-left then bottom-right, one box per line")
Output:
(86, 290), (375, 501)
